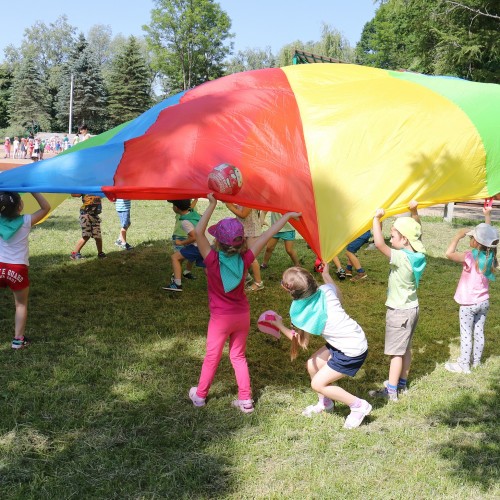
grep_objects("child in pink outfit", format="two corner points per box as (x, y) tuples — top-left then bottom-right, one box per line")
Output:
(444, 207), (498, 374)
(189, 193), (301, 413)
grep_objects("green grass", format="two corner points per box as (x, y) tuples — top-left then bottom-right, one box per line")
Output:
(0, 198), (498, 499)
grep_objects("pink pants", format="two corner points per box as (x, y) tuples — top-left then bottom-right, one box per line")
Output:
(196, 311), (251, 400)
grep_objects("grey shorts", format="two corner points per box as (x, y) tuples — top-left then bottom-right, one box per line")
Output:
(384, 306), (419, 355)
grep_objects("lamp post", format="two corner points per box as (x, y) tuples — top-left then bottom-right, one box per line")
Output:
(68, 73), (74, 134)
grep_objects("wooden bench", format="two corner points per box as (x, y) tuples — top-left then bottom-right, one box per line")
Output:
(443, 200), (500, 222)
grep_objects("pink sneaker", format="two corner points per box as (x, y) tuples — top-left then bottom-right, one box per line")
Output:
(344, 400), (372, 429)
(189, 387), (206, 407)
(232, 399), (254, 414)
(302, 399), (335, 417)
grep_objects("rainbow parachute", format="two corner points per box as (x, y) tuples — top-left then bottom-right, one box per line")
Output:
(2, 64), (499, 261)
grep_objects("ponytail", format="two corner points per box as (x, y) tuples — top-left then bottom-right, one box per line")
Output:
(290, 328), (310, 361)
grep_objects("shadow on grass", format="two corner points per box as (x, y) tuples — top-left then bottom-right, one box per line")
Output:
(432, 366), (500, 491)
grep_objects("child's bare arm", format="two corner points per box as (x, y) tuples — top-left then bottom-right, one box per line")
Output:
(409, 200), (421, 225)
(30, 193), (51, 225)
(483, 205), (492, 224)
(373, 209), (391, 258)
(195, 194), (217, 258)
(445, 229), (467, 263)
(225, 203), (251, 219)
(270, 317), (296, 341)
(249, 212), (301, 257)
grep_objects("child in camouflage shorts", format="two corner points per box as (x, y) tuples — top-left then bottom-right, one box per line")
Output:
(70, 194), (106, 260)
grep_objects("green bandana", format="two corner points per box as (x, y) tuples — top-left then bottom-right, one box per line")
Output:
(219, 252), (244, 292)
(289, 289), (328, 336)
(0, 215), (24, 241)
(472, 248), (496, 281)
(402, 250), (426, 287)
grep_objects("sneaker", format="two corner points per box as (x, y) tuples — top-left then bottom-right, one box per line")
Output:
(260, 263), (269, 270)
(123, 243), (133, 250)
(182, 271), (197, 280)
(12, 336), (30, 349)
(384, 380), (408, 396)
(70, 252), (84, 260)
(302, 400), (335, 417)
(368, 387), (398, 402)
(445, 362), (471, 374)
(350, 272), (367, 282)
(189, 387), (206, 407)
(162, 280), (183, 292)
(246, 281), (264, 292)
(336, 268), (346, 280)
(115, 239), (124, 248)
(97, 252), (107, 259)
(232, 399), (254, 414)
(344, 400), (372, 429)
(345, 270), (353, 278)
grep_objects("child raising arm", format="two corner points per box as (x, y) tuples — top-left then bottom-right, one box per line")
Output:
(189, 193), (301, 413)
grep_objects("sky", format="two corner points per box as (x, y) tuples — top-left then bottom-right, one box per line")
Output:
(0, 0), (377, 58)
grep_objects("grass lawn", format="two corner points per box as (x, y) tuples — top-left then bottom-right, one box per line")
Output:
(0, 198), (498, 499)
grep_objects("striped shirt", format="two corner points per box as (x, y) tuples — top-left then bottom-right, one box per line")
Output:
(115, 199), (131, 212)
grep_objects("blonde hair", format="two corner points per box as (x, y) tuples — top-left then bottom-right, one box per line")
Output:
(213, 237), (247, 256)
(282, 266), (342, 360)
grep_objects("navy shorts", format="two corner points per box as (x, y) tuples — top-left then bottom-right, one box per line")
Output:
(326, 343), (368, 377)
(180, 244), (206, 268)
(346, 230), (371, 254)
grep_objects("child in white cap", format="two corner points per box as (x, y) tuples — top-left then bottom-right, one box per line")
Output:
(370, 201), (426, 401)
(444, 206), (498, 373)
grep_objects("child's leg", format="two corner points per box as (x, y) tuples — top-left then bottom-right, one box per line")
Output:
(74, 236), (89, 253)
(332, 255), (342, 271)
(311, 364), (354, 406)
(262, 237), (278, 266)
(388, 355), (404, 387)
(95, 237), (103, 254)
(119, 227), (127, 243)
(345, 250), (363, 272)
(196, 314), (233, 399)
(186, 260), (194, 272)
(227, 312), (252, 400)
(457, 305), (474, 367)
(171, 252), (185, 281)
(13, 287), (29, 339)
(303, 347), (334, 414)
(284, 240), (299, 266)
(472, 300), (489, 366)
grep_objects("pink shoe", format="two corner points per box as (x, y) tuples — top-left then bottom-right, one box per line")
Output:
(189, 387), (206, 407)
(344, 400), (372, 429)
(232, 399), (254, 414)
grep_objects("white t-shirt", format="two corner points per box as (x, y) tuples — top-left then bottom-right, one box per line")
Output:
(181, 220), (197, 247)
(320, 284), (368, 357)
(0, 215), (32, 265)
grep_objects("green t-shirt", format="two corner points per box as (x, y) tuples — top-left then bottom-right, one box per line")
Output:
(270, 212), (293, 232)
(386, 249), (419, 309)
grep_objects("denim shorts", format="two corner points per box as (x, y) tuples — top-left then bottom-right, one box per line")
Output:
(180, 244), (206, 268)
(346, 230), (371, 253)
(326, 343), (368, 376)
(117, 210), (131, 229)
(273, 230), (296, 241)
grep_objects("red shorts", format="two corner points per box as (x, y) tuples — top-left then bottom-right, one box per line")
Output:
(0, 263), (30, 290)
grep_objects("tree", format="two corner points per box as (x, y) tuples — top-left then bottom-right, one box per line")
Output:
(144, 0), (233, 95)
(0, 64), (13, 129)
(55, 34), (108, 133)
(225, 47), (276, 74)
(8, 56), (51, 132)
(356, 0), (500, 82)
(107, 36), (153, 127)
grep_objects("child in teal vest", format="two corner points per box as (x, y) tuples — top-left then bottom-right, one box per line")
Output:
(163, 199), (204, 292)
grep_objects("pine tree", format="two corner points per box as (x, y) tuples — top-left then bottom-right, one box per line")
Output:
(0, 64), (13, 129)
(56, 34), (108, 133)
(107, 36), (152, 128)
(8, 56), (51, 133)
